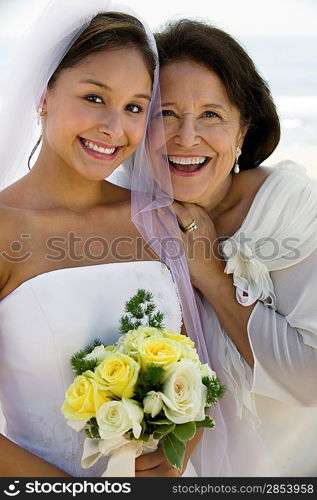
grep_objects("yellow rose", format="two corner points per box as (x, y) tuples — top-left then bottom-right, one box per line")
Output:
(162, 330), (199, 362)
(162, 329), (195, 347)
(118, 326), (163, 356)
(138, 336), (182, 368)
(134, 326), (163, 337)
(95, 352), (140, 399)
(61, 374), (109, 421)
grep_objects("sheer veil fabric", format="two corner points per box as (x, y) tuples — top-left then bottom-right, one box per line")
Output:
(0, 0), (228, 476)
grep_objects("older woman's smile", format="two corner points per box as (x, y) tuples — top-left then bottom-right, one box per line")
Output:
(167, 154), (211, 176)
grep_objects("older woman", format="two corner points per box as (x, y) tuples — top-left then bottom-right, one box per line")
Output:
(154, 20), (317, 477)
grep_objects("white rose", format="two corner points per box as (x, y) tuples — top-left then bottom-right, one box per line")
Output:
(143, 391), (163, 418)
(180, 343), (200, 363)
(196, 383), (208, 421)
(84, 345), (109, 363)
(200, 363), (217, 379)
(96, 398), (143, 439)
(159, 359), (206, 424)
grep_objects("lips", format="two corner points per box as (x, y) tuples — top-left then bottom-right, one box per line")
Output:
(167, 155), (211, 176)
(79, 137), (121, 160)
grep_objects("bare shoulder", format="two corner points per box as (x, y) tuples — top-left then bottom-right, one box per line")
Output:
(231, 166), (274, 207)
(0, 203), (22, 290)
(0, 178), (35, 285)
(238, 166), (274, 196)
(0, 201), (23, 238)
(217, 167), (275, 237)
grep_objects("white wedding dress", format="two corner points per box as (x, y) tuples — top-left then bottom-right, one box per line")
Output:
(0, 260), (186, 477)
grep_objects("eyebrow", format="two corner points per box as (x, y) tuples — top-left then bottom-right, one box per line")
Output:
(161, 102), (226, 110)
(201, 104), (226, 110)
(79, 79), (151, 101)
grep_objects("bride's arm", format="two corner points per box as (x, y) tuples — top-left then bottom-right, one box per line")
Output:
(0, 434), (70, 477)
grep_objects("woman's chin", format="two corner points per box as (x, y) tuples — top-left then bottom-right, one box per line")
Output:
(173, 193), (199, 204)
(172, 186), (202, 205)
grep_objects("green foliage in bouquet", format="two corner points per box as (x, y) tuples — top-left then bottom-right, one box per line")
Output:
(203, 375), (226, 406)
(71, 338), (102, 375)
(133, 364), (165, 401)
(120, 289), (164, 333)
(84, 417), (100, 440)
(154, 417), (216, 471)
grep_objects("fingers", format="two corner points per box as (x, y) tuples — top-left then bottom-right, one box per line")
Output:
(172, 202), (217, 256)
(135, 451), (181, 477)
(172, 202), (200, 235)
(136, 465), (181, 477)
(135, 448), (182, 477)
(173, 201), (210, 230)
(173, 201), (192, 231)
(181, 202), (211, 222)
(135, 448), (165, 471)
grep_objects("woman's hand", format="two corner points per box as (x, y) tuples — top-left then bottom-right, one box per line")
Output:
(172, 201), (225, 288)
(135, 429), (202, 477)
(135, 444), (182, 477)
(173, 201), (255, 366)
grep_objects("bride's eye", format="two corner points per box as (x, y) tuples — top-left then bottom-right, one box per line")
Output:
(125, 104), (143, 114)
(84, 94), (104, 104)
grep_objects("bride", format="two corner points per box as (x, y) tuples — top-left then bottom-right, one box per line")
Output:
(0, 0), (204, 477)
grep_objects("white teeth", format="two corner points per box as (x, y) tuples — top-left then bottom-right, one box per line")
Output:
(83, 140), (116, 155)
(168, 156), (206, 165)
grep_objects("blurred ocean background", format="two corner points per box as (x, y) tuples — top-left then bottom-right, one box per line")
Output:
(241, 35), (317, 178)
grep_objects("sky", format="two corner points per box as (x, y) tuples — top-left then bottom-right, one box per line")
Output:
(0, 0), (317, 37)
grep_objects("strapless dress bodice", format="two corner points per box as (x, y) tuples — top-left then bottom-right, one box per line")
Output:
(0, 261), (182, 476)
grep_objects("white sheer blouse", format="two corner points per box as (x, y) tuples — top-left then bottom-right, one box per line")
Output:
(198, 161), (317, 477)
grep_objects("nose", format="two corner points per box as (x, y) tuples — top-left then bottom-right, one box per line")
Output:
(97, 109), (124, 140)
(174, 115), (201, 148)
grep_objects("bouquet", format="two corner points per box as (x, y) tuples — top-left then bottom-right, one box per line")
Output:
(61, 289), (225, 476)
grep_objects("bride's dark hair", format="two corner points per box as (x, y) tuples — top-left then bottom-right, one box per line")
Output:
(155, 19), (280, 171)
(49, 12), (156, 88)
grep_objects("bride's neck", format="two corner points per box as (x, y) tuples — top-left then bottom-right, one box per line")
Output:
(26, 154), (109, 213)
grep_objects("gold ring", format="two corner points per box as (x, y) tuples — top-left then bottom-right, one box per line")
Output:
(184, 220), (198, 232)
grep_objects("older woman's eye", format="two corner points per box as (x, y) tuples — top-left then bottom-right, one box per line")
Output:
(161, 110), (177, 117)
(203, 110), (221, 119)
(84, 94), (104, 104)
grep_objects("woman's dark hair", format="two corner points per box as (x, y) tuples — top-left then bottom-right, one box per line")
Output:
(28, 12), (156, 169)
(155, 19), (280, 170)
(49, 12), (156, 88)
